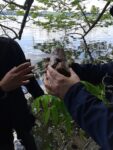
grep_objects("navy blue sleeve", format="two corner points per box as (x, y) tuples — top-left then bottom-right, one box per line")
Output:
(9, 39), (44, 98)
(64, 83), (113, 150)
(70, 63), (113, 84)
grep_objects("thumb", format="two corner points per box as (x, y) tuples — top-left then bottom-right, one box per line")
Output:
(69, 68), (79, 78)
(8, 66), (17, 73)
(69, 68), (76, 75)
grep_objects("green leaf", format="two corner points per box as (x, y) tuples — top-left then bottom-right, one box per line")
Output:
(16, 10), (24, 16)
(71, 0), (79, 6)
(81, 81), (108, 104)
(65, 118), (73, 135)
(51, 105), (59, 125)
(41, 95), (50, 110)
(32, 97), (41, 113)
(43, 109), (50, 125)
(9, 4), (15, 10)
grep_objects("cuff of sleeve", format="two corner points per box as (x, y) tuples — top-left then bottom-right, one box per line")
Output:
(64, 82), (84, 110)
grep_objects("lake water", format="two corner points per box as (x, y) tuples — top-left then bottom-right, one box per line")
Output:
(15, 24), (113, 64)
(2, 16), (113, 63)
(14, 18), (67, 64)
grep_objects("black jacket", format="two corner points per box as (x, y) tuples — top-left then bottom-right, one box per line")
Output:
(0, 37), (44, 130)
(64, 62), (113, 150)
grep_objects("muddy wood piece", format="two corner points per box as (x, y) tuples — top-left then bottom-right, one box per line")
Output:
(49, 48), (70, 77)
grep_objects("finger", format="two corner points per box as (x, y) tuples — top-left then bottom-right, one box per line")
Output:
(44, 82), (55, 95)
(22, 73), (34, 80)
(44, 76), (58, 96)
(69, 68), (76, 75)
(69, 68), (79, 77)
(14, 62), (32, 73)
(44, 75), (50, 88)
(46, 70), (57, 85)
(22, 80), (30, 85)
(9, 66), (17, 73)
(48, 65), (59, 76)
(44, 74), (48, 83)
(48, 65), (64, 79)
(46, 88), (55, 95)
(44, 74), (54, 90)
(18, 66), (34, 76)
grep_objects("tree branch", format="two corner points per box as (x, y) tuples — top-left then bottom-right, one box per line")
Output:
(3, 0), (25, 9)
(0, 3), (8, 14)
(66, 32), (94, 62)
(18, 0), (34, 39)
(82, 36), (94, 62)
(83, 1), (111, 38)
(77, 3), (91, 28)
(1, 26), (11, 38)
(0, 23), (19, 38)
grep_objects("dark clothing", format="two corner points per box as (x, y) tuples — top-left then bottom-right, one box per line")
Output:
(0, 128), (14, 150)
(64, 62), (113, 150)
(0, 87), (6, 99)
(17, 129), (38, 150)
(0, 37), (44, 149)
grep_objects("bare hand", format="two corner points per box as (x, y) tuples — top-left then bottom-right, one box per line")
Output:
(0, 62), (34, 92)
(44, 66), (80, 99)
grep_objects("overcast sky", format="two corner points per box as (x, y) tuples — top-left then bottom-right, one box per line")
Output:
(13, 0), (37, 5)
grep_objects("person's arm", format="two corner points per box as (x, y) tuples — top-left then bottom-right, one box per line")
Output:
(9, 39), (44, 98)
(64, 83), (112, 150)
(0, 62), (34, 99)
(44, 66), (113, 150)
(70, 62), (113, 84)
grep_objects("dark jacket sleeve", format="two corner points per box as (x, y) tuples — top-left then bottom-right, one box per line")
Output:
(0, 88), (6, 100)
(70, 62), (113, 84)
(9, 39), (44, 98)
(64, 83), (113, 150)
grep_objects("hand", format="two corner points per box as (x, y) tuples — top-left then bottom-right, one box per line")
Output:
(44, 66), (80, 99)
(0, 62), (34, 92)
